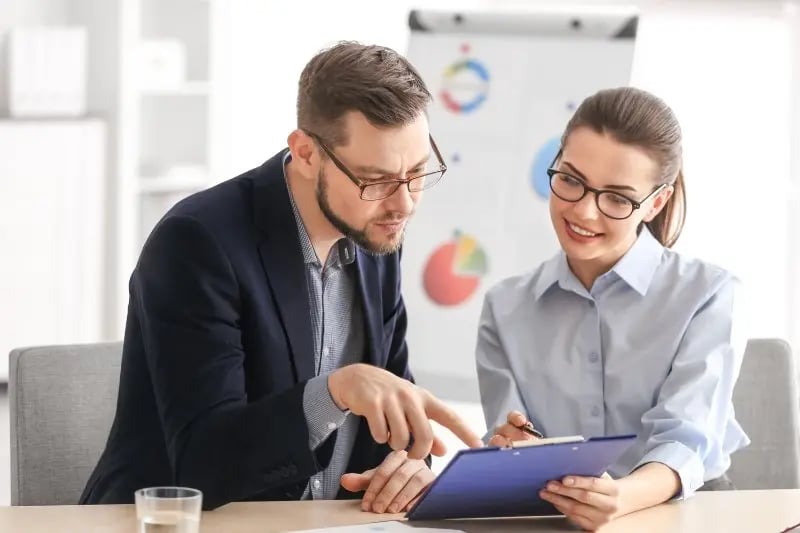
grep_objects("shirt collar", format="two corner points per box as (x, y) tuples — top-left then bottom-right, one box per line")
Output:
(532, 226), (664, 300)
(283, 151), (356, 267)
(609, 226), (664, 296)
(532, 253), (567, 301)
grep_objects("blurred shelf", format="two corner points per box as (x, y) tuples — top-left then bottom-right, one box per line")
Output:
(138, 82), (210, 96)
(0, 116), (104, 124)
(137, 175), (208, 193)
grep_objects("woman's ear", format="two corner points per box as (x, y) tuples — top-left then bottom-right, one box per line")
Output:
(643, 185), (674, 223)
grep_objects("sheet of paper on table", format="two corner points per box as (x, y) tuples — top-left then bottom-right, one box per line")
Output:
(284, 520), (465, 533)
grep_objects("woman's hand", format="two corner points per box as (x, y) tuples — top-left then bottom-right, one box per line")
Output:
(540, 475), (621, 531)
(488, 410), (539, 447)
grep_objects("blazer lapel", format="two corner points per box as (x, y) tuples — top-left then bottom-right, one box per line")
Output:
(252, 151), (315, 383)
(355, 249), (383, 368)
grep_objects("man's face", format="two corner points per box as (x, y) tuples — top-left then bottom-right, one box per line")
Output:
(314, 112), (432, 255)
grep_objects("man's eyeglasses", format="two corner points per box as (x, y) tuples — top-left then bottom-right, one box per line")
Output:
(304, 130), (448, 201)
(547, 150), (666, 220)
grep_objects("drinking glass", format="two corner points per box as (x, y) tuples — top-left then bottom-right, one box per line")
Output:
(135, 487), (202, 533)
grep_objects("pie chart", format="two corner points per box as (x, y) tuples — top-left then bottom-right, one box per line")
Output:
(423, 231), (489, 306)
(440, 58), (490, 114)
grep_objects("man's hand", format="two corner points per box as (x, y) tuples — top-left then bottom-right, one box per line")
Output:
(488, 410), (539, 447)
(340, 451), (434, 514)
(328, 364), (483, 459)
(540, 475), (621, 531)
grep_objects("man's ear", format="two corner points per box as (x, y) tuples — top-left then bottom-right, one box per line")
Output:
(287, 129), (317, 180)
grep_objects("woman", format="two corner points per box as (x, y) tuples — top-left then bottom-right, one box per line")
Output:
(476, 87), (749, 531)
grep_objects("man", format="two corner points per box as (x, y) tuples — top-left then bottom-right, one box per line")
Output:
(80, 42), (482, 512)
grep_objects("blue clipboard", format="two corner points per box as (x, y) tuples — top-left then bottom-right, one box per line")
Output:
(406, 434), (636, 521)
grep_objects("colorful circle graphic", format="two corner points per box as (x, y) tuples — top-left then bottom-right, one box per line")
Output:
(439, 59), (490, 114)
(531, 136), (561, 200)
(423, 231), (489, 306)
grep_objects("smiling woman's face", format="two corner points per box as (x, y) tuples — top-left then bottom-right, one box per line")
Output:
(549, 126), (672, 269)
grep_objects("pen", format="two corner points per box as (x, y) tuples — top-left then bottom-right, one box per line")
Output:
(779, 520), (800, 533)
(517, 420), (544, 439)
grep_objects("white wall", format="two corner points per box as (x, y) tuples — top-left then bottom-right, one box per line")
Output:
(630, 1), (797, 354)
(219, 0), (655, 176)
(220, 0), (494, 178)
(789, 1), (800, 359)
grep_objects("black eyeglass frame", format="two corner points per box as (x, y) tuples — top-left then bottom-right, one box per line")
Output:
(304, 130), (448, 201)
(546, 149), (667, 220)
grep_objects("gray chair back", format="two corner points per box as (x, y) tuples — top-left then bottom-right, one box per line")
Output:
(9, 342), (122, 505)
(729, 338), (800, 489)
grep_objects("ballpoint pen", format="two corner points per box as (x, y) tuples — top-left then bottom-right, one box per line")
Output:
(517, 420), (544, 439)
(779, 520), (800, 533)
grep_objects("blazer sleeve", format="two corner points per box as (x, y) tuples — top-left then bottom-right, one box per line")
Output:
(133, 214), (321, 509)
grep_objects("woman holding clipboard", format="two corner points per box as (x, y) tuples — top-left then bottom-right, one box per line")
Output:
(476, 87), (749, 531)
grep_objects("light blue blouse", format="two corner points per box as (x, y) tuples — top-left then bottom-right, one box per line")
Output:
(476, 228), (750, 497)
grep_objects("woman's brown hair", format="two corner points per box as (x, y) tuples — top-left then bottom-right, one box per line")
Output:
(561, 87), (686, 247)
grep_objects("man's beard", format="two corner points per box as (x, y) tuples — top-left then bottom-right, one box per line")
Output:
(316, 169), (408, 256)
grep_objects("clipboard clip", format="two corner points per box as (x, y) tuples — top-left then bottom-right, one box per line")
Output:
(510, 435), (585, 448)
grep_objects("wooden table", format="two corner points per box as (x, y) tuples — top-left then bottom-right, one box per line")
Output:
(1, 490), (798, 532)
